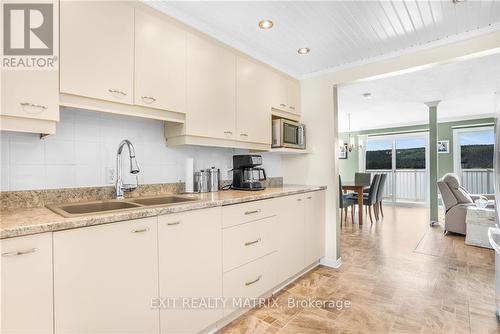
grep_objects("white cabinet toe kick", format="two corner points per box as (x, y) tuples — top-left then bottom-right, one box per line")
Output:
(1, 190), (326, 334)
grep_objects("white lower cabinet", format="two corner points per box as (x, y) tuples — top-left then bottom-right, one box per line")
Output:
(1, 233), (53, 334)
(223, 252), (278, 316)
(223, 216), (278, 272)
(2, 191), (325, 333)
(158, 208), (223, 334)
(305, 191), (326, 265)
(53, 217), (159, 333)
(276, 194), (306, 283)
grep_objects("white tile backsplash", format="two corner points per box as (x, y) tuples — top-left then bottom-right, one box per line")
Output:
(10, 139), (45, 165)
(45, 165), (76, 189)
(10, 165), (45, 190)
(1, 165), (9, 190)
(1, 109), (282, 191)
(45, 140), (75, 165)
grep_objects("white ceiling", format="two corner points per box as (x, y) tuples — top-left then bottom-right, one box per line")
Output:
(338, 53), (500, 132)
(149, 1), (500, 78)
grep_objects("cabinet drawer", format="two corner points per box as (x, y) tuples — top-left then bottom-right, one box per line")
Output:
(222, 199), (276, 228)
(223, 252), (277, 316)
(223, 216), (277, 272)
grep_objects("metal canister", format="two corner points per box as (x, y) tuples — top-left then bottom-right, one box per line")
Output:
(193, 170), (209, 193)
(208, 167), (220, 192)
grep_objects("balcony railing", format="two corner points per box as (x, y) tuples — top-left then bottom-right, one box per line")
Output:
(461, 168), (495, 195)
(365, 168), (495, 204)
(366, 169), (427, 203)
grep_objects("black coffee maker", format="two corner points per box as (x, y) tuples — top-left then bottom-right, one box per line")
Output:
(231, 155), (267, 191)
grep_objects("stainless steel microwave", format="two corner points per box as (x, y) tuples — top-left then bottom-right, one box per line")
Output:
(272, 119), (305, 149)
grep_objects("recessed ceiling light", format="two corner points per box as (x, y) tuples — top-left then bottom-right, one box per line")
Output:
(258, 20), (274, 29)
(297, 47), (310, 55)
(362, 93), (372, 100)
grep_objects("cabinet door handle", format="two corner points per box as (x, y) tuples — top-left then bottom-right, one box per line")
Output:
(141, 96), (156, 103)
(280, 103), (286, 107)
(297, 199), (303, 202)
(224, 131), (233, 135)
(131, 228), (149, 233)
(2, 248), (37, 257)
(244, 209), (261, 215)
(240, 133), (248, 137)
(108, 89), (127, 96)
(20, 102), (47, 110)
(245, 275), (262, 286)
(167, 221), (181, 226)
(244, 237), (261, 246)
(289, 106), (296, 110)
(306, 196), (312, 199)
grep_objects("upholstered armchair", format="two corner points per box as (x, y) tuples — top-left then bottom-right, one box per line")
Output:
(437, 173), (495, 235)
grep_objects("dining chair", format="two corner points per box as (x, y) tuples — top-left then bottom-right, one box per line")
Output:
(374, 174), (388, 220)
(348, 174), (381, 224)
(355, 172), (371, 186)
(339, 176), (356, 225)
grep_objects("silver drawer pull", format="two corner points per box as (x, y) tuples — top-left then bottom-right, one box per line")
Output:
(224, 131), (233, 135)
(167, 221), (181, 226)
(244, 238), (261, 246)
(245, 275), (262, 286)
(240, 133), (248, 137)
(20, 102), (47, 110)
(141, 96), (156, 103)
(2, 248), (37, 257)
(131, 228), (149, 233)
(289, 106), (296, 110)
(306, 196), (312, 200)
(244, 209), (261, 215)
(279, 103), (286, 107)
(297, 199), (303, 202)
(108, 89), (127, 96)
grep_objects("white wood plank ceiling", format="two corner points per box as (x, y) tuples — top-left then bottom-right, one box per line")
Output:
(150, 1), (500, 78)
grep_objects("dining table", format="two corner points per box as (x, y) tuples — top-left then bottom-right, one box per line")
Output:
(341, 182), (369, 224)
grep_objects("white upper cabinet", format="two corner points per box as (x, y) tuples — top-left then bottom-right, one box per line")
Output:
(53, 217), (159, 333)
(135, 9), (186, 113)
(1, 71), (59, 122)
(236, 56), (272, 145)
(269, 72), (289, 112)
(268, 72), (301, 115)
(0, 0), (59, 135)
(186, 33), (236, 139)
(1, 233), (53, 334)
(287, 79), (301, 114)
(60, 1), (134, 104)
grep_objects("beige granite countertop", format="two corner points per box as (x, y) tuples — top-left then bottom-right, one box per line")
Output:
(0, 185), (326, 239)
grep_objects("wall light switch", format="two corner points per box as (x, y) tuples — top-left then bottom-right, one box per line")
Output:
(105, 167), (116, 184)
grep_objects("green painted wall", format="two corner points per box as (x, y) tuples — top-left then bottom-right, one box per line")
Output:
(339, 118), (495, 182)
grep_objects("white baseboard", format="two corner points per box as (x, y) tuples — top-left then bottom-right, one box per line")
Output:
(320, 257), (342, 268)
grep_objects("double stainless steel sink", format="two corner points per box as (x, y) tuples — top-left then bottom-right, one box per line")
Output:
(47, 195), (198, 218)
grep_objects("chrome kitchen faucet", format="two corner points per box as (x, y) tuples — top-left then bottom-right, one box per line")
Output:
(115, 139), (140, 199)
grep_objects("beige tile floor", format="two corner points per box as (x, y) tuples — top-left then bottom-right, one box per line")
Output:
(220, 206), (499, 333)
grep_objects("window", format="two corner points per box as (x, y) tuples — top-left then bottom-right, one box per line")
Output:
(459, 130), (494, 169)
(395, 137), (426, 169)
(453, 126), (495, 194)
(365, 139), (392, 170)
